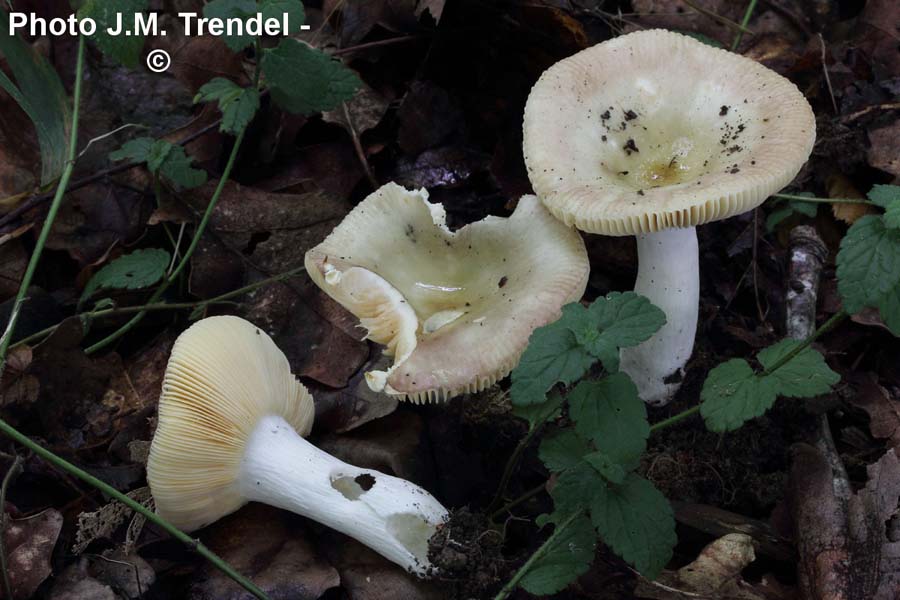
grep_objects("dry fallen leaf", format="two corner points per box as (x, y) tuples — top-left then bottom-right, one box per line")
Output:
(4, 508), (63, 600)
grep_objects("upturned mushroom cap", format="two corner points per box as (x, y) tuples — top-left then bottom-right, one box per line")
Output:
(523, 29), (816, 235)
(305, 183), (589, 403)
(147, 316), (314, 531)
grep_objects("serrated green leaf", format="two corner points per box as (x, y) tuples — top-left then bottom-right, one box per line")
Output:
(77, 0), (149, 67)
(868, 184), (900, 208)
(158, 145), (207, 190)
(757, 339), (840, 397)
(261, 39), (361, 114)
(578, 292), (666, 372)
(589, 474), (675, 579)
(195, 78), (260, 135)
(520, 514), (596, 596)
(568, 373), (648, 470)
(0, 10), (71, 186)
(259, 0), (306, 31)
(583, 451), (627, 485)
(836, 215), (900, 314)
(203, 0), (258, 51)
(510, 324), (595, 406)
(109, 137), (154, 163)
(146, 140), (174, 173)
(699, 358), (778, 432)
(512, 391), (565, 431)
(549, 462), (605, 520)
(79, 248), (170, 308)
(539, 429), (590, 473)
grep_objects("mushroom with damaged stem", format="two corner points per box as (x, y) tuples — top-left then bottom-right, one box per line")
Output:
(523, 29), (815, 405)
(305, 182), (590, 403)
(146, 316), (449, 576)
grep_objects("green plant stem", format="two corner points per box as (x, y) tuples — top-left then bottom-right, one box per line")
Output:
(0, 456), (22, 600)
(649, 310), (848, 433)
(490, 481), (546, 521)
(488, 424), (545, 513)
(493, 511), (580, 600)
(649, 405), (700, 433)
(731, 0), (758, 50)
(0, 419), (271, 599)
(760, 310), (847, 376)
(772, 193), (872, 205)
(11, 267), (306, 350)
(0, 37), (85, 374)
(85, 126), (248, 355)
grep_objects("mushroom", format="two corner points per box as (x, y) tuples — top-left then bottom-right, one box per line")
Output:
(305, 182), (590, 403)
(522, 29), (815, 405)
(146, 316), (448, 576)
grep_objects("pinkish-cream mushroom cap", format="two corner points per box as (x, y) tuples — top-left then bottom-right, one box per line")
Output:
(523, 29), (816, 235)
(305, 183), (589, 403)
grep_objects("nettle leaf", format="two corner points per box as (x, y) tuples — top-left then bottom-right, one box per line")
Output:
(259, 0), (306, 31)
(589, 474), (676, 579)
(79, 248), (170, 309)
(583, 451), (627, 485)
(203, 0), (258, 51)
(868, 184), (900, 208)
(836, 215), (900, 315)
(512, 391), (565, 431)
(538, 429), (590, 473)
(520, 514), (596, 596)
(510, 322), (594, 407)
(78, 0), (149, 67)
(548, 462), (604, 521)
(568, 373), (648, 471)
(567, 293), (666, 372)
(261, 39), (361, 114)
(700, 341), (839, 432)
(757, 339), (840, 397)
(195, 78), (260, 135)
(110, 138), (206, 190)
(700, 359), (778, 432)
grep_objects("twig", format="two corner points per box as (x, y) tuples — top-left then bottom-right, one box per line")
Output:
(342, 102), (378, 189)
(0, 37), (86, 374)
(10, 266), (306, 350)
(751, 208), (766, 322)
(731, 0), (759, 50)
(682, 0), (753, 34)
(786, 226), (827, 341)
(332, 34), (427, 56)
(819, 34), (838, 115)
(489, 482), (546, 521)
(772, 193), (871, 205)
(0, 456), (23, 600)
(487, 422), (548, 514)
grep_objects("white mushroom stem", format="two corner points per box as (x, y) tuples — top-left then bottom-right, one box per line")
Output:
(619, 226), (699, 406)
(239, 415), (448, 575)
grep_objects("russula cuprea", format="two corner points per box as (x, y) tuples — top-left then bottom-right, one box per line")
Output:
(146, 316), (448, 576)
(305, 182), (590, 403)
(523, 29), (815, 405)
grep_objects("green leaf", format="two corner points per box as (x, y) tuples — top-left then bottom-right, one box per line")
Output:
(520, 514), (596, 596)
(109, 137), (154, 163)
(548, 462), (605, 521)
(261, 39), (361, 114)
(583, 451), (627, 485)
(203, 0), (258, 51)
(836, 215), (900, 315)
(0, 10), (71, 185)
(512, 391), (565, 431)
(589, 474), (676, 579)
(878, 285), (900, 336)
(195, 78), (260, 135)
(868, 184), (900, 208)
(765, 206), (794, 233)
(700, 358), (778, 432)
(110, 138), (206, 190)
(259, 0), (306, 31)
(510, 323), (594, 406)
(568, 373), (648, 471)
(79, 248), (171, 308)
(576, 292), (666, 372)
(765, 194), (817, 233)
(538, 429), (590, 473)
(757, 339), (840, 397)
(77, 0), (149, 67)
